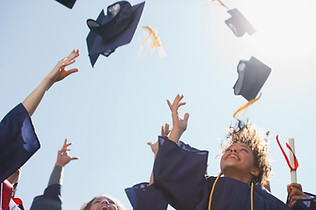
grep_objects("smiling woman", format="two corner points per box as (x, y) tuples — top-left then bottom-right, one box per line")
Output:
(220, 121), (271, 186)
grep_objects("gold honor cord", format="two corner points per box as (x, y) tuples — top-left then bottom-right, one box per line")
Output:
(208, 172), (222, 210)
(233, 93), (262, 119)
(208, 172), (254, 210)
(251, 181), (254, 210)
(139, 26), (166, 58)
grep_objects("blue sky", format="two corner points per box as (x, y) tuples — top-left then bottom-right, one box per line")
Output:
(1, 0), (316, 209)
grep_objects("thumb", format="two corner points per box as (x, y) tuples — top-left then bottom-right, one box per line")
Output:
(147, 142), (153, 147)
(184, 113), (190, 121)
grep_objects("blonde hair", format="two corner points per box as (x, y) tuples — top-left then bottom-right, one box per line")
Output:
(222, 120), (271, 186)
(81, 195), (124, 210)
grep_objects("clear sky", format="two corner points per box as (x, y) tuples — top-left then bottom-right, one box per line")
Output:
(1, 0), (316, 209)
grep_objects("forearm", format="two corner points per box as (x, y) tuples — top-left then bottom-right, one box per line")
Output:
(22, 76), (52, 117)
(48, 165), (63, 186)
(168, 127), (184, 144)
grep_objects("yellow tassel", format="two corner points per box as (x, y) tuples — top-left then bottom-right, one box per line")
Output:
(233, 93), (262, 119)
(208, 172), (222, 210)
(210, 0), (229, 9)
(139, 26), (166, 58)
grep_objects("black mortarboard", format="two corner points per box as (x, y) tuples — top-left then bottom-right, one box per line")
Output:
(233, 56), (271, 101)
(225, 8), (256, 37)
(55, 0), (76, 9)
(86, 1), (145, 67)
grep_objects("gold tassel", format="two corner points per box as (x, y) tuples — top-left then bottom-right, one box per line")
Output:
(209, 0), (229, 9)
(139, 26), (166, 58)
(233, 93), (262, 119)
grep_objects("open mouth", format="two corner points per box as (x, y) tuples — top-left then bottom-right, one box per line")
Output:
(227, 154), (239, 160)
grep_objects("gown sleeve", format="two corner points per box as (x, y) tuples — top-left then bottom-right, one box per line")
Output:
(125, 182), (168, 210)
(30, 184), (62, 210)
(30, 165), (64, 210)
(291, 192), (316, 210)
(0, 103), (40, 183)
(153, 136), (209, 210)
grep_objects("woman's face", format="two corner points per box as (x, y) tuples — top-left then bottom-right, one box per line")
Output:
(89, 196), (118, 210)
(220, 142), (259, 181)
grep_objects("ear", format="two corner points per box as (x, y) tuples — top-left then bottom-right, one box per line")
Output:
(250, 167), (260, 177)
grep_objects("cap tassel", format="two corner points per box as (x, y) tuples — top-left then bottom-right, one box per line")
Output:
(209, 0), (229, 9)
(233, 93), (262, 119)
(139, 26), (166, 58)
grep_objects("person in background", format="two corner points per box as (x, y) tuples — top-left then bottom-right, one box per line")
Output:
(0, 49), (79, 209)
(30, 139), (78, 210)
(81, 195), (124, 210)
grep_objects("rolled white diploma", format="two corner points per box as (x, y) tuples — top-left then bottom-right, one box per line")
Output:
(288, 138), (297, 183)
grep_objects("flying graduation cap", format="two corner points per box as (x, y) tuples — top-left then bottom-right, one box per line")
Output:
(225, 8), (256, 37)
(55, 0), (76, 9)
(86, 1), (145, 67)
(233, 56), (271, 101)
(232, 56), (271, 118)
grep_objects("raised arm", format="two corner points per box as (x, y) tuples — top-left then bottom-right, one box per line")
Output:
(30, 139), (78, 210)
(49, 138), (79, 186)
(148, 123), (170, 185)
(22, 49), (79, 116)
(167, 94), (189, 143)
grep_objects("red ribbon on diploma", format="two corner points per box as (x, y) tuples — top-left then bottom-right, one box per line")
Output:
(276, 135), (299, 172)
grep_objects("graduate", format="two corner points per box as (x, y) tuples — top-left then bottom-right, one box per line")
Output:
(30, 139), (78, 210)
(0, 49), (79, 209)
(126, 94), (316, 210)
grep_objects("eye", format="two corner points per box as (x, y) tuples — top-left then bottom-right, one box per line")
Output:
(240, 148), (248, 153)
(93, 200), (100, 204)
(224, 148), (230, 153)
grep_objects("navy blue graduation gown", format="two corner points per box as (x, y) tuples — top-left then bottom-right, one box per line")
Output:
(152, 136), (293, 210)
(30, 184), (62, 210)
(0, 103), (40, 183)
(125, 182), (168, 210)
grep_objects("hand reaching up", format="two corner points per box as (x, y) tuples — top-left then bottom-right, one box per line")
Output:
(167, 94), (189, 143)
(55, 138), (79, 167)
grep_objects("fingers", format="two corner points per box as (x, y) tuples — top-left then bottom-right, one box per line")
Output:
(70, 156), (79, 161)
(167, 94), (186, 112)
(161, 123), (170, 136)
(289, 183), (303, 192)
(287, 184), (306, 208)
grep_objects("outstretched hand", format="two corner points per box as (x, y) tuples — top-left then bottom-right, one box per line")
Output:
(147, 123), (170, 155)
(55, 138), (79, 167)
(167, 94), (189, 143)
(287, 183), (306, 208)
(46, 49), (79, 89)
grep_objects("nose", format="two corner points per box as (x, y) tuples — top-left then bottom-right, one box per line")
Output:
(230, 149), (238, 153)
(101, 199), (110, 205)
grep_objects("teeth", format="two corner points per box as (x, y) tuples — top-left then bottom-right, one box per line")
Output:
(228, 154), (238, 159)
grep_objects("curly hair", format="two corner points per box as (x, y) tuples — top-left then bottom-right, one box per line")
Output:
(222, 120), (271, 186)
(81, 195), (124, 210)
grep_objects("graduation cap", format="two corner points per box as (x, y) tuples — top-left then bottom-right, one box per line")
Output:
(225, 8), (256, 37)
(86, 1), (145, 67)
(55, 0), (76, 9)
(233, 56), (271, 101)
